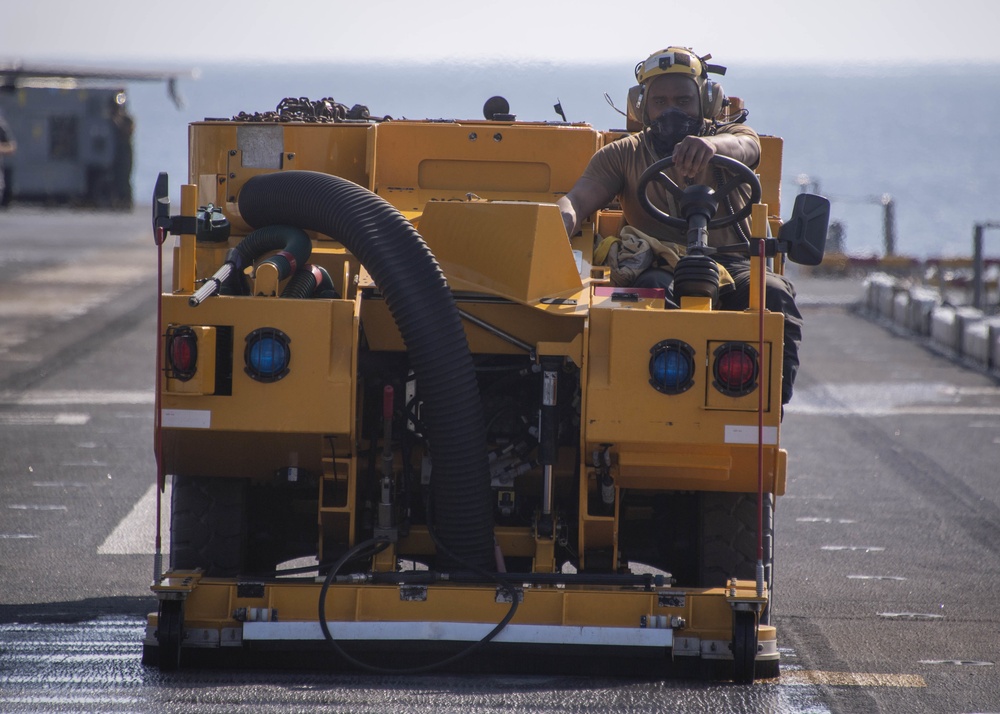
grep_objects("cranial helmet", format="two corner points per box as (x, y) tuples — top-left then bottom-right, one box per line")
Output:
(631, 46), (728, 123)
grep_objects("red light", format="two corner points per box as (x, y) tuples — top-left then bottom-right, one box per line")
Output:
(170, 338), (194, 371)
(718, 351), (753, 385)
(713, 343), (758, 396)
(167, 327), (198, 381)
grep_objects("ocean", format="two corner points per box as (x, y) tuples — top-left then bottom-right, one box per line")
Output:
(123, 61), (1000, 259)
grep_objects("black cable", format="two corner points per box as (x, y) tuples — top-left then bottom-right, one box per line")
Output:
(713, 165), (752, 245)
(317, 535), (520, 674)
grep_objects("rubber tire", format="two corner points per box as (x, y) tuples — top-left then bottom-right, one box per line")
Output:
(156, 600), (184, 672)
(170, 475), (247, 577)
(732, 610), (758, 684)
(699, 492), (773, 584)
(699, 492), (774, 623)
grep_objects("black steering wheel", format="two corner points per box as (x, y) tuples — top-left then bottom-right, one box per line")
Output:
(636, 154), (762, 231)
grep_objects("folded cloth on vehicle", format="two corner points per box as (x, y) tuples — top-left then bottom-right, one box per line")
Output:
(596, 226), (734, 288)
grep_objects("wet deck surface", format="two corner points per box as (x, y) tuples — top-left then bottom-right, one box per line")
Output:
(0, 208), (997, 712)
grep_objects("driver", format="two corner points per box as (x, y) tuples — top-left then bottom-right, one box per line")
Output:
(556, 46), (802, 405)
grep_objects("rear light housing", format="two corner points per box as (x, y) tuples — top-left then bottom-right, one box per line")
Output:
(648, 339), (695, 394)
(244, 327), (291, 382)
(166, 326), (198, 381)
(712, 342), (759, 397)
(163, 325), (218, 395)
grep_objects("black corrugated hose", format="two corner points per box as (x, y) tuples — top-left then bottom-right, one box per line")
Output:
(236, 224), (313, 278)
(239, 170), (495, 571)
(280, 265), (338, 299)
(191, 224), (314, 305)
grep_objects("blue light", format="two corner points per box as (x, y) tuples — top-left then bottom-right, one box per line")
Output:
(648, 340), (695, 394)
(245, 329), (291, 382)
(652, 350), (691, 388)
(249, 338), (286, 375)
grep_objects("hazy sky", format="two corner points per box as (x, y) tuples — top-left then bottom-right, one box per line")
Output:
(4, 0), (999, 67)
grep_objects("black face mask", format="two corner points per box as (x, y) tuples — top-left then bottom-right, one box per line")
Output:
(648, 108), (703, 156)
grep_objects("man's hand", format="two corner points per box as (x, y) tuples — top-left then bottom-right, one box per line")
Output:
(671, 133), (760, 179)
(671, 136), (716, 178)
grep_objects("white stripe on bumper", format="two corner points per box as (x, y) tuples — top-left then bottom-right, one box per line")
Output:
(243, 621), (673, 648)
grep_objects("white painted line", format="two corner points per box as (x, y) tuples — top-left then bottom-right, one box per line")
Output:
(0, 351), (43, 362)
(797, 517), (857, 524)
(0, 654), (136, 662)
(7, 505), (68, 511)
(822, 546), (885, 552)
(780, 670), (927, 687)
(98, 482), (171, 555)
(0, 534), (38, 539)
(0, 413), (90, 426)
(848, 575), (906, 581)
(18, 262), (151, 286)
(939, 386), (1000, 396)
(1, 695), (140, 705)
(786, 405), (1000, 417)
(0, 296), (104, 319)
(0, 390), (154, 406)
(0, 678), (138, 685)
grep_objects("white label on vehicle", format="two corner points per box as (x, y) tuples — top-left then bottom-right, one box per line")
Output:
(161, 408), (211, 429)
(725, 425), (777, 445)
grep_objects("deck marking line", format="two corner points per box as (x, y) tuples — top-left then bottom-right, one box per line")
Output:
(780, 670), (926, 687)
(98, 482), (171, 554)
(0, 413), (90, 425)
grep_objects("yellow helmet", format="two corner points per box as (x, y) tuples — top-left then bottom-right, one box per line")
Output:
(633, 47), (727, 120)
(635, 46), (705, 85)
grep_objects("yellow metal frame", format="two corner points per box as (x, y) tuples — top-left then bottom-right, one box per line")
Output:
(150, 571), (776, 665)
(149, 112), (790, 677)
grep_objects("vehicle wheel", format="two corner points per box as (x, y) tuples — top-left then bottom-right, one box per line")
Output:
(170, 475), (247, 577)
(699, 492), (774, 623)
(732, 609), (758, 684)
(699, 492), (772, 581)
(156, 599), (184, 671)
(244, 481), (320, 574)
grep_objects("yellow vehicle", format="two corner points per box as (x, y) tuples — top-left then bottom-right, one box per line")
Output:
(143, 94), (828, 683)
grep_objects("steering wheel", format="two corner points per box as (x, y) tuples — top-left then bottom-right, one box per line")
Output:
(636, 154), (762, 231)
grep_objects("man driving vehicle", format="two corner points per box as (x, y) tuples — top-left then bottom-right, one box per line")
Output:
(556, 46), (803, 405)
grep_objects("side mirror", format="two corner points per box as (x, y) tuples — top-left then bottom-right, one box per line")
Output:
(153, 172), (170, 231)
(779, 193), (830, 266)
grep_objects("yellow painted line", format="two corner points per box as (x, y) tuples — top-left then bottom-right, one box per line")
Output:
(779, 670), (926, 687)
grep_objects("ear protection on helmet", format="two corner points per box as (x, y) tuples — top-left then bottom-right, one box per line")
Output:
(701, 78), (726, 120)
(633, 46), (728, 121)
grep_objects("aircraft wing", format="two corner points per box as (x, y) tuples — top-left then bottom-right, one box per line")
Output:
(0, 61), (198, 108)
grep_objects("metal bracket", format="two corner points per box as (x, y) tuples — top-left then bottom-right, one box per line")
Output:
(495, 586), (524, 604)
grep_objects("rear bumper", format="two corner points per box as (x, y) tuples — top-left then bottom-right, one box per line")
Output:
(144, 571), (777, 673)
